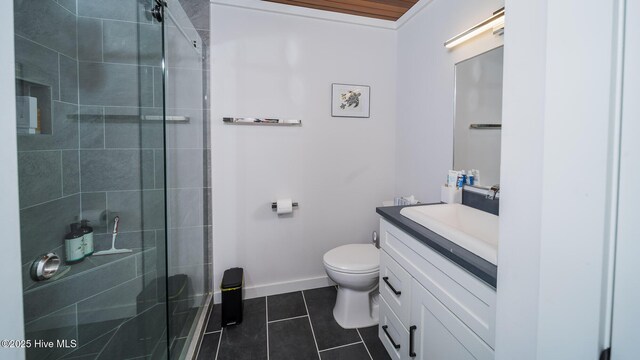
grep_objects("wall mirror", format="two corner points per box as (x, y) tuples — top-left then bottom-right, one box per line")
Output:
(453, 46), (504, 187)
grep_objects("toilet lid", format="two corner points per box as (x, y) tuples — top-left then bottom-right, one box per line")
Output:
(323, 244), (379, 273)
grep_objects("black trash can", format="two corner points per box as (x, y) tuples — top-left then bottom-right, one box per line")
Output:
(221, 267), (243, 327)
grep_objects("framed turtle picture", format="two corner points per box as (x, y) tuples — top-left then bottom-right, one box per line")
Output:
(331, 83), (370, 118)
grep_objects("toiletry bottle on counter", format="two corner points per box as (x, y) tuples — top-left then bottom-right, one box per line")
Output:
(468, 170), (475, 186)
(457, 170), (467, 188)
(65, 223), (85, 264)
(472, 169), (480, 186)
(80, 220), (94, 256)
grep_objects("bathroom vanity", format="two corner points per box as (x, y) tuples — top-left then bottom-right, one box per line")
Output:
(376, 204), (497, 360)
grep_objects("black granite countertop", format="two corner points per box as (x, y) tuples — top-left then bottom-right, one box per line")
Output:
(376, 204), (497, 288)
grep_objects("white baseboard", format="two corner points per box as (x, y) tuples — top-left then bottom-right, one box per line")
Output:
(213, 275), (335, 304)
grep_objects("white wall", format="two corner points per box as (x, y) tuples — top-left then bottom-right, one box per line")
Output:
(497, 0), (622, 359)
(611, 0), (640, 356)
(0, 0), (26, 358)
(535, 0), (620, 357)
(395, 0), (504, 203)
(210, 3), (396, 299)
(494, 0), (547, 357)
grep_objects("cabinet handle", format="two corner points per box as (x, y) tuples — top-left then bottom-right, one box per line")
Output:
(383, 277), (401, 295)
(382, 325), (401, 349)
(409, 325), (417, 357)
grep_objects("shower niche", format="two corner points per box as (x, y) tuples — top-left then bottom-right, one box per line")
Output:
(15, 78), (52, 135)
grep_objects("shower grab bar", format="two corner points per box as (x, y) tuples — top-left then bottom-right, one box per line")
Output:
(223, 117), (302, 126)
(469, 124), (502, 129)
(141, 115), (189, 122)
(71, 114), (190, 123)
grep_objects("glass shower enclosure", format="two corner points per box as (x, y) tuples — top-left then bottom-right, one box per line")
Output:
(14, 0), (211, 358)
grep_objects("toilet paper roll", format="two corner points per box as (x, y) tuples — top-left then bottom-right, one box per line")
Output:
(276, 199), (293, 215)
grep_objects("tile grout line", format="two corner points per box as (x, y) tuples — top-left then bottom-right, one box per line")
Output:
(214, 327), (223, 360)
(301, 291), (322, 360)
(266, 296), (270, 360)
(318, 340), (364, 353)
(267, 314), (309, 324)
(356, 328), (374, 360)
(203, 329), (222, 335)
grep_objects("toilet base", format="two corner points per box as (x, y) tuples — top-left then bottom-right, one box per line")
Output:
(332, 286), (379, 329)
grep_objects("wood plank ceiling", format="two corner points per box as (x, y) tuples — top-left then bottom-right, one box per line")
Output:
(263, 0), (420, 21)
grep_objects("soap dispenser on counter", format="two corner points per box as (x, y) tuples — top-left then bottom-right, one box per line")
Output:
(65, 223), (85, 264)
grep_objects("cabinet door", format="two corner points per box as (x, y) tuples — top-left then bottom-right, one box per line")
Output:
(410, 280), (494, 360)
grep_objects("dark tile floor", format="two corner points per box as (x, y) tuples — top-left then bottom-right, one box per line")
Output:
(196, 286), (391, 360)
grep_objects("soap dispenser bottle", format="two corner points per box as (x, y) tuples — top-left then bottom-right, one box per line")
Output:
(80, 220), (94, 256)
(65, 223), (85, 264)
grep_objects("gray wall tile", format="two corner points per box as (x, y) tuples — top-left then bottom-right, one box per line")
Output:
(23, 255), (136, 323)
(18, 151), (62, 208)
(103, 20), (162, 66)
(20, 194), (80, 264)
(81, 192), (107, 233)
(18, 101), (79, 151)
(60, 54), (79, 104)
(78, 0), (153, 24)
(80, 149), (154, 191)
(59, 328), (117, 359)
(164, 107), (204, 149)
(25, 304), (78, 360)
(153, 68), (162, 108)
(103, 107), (163, 149)
(165, 149), (203, 189)
(137, 247), (157, 276)
(165, 67), (203, 110)
(154, 150), (164, 189)
(57, 0), (77, 14)
(164, 25), (203, 70)
(106, 190), (164, 232)
(168, 227), (205, 268)
(14, 35), (59, 101)
(14, 0), (77, 58)
(79, 62), (154, 107)
(62, 150), (80, 195)
(167, 188), (203, 228)
(96, 304), (166, 359)
(177, 0), (210, 30)
(77, 275), (148, 345)
(79, 106), (105, 149)
(77, 17), (103, 62)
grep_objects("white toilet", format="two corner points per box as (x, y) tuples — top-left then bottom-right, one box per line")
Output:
(323, 244), (380, 329)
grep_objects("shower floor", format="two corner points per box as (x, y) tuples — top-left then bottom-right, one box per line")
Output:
(197, 286), (390, 360)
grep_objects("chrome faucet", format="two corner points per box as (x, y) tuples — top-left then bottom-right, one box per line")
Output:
(487, 185), (500, 200)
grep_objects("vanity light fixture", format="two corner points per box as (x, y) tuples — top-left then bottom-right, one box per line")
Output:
(444, 7), (505, 49)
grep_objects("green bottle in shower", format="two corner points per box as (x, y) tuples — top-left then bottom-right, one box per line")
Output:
(65, 223), (85, 264)
(80, 220), (94, 256)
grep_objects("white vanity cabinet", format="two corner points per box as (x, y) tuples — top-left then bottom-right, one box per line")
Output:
(378, 219), (497, 360)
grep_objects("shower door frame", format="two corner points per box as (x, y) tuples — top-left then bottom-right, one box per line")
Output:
(0, 1), (26, 359)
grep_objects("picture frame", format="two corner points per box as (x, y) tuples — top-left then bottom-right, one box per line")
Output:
(331, 83), (370, 118)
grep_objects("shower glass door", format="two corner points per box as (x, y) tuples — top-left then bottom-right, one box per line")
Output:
(163, 2), (210, 358)
(15, 0), (169, 358)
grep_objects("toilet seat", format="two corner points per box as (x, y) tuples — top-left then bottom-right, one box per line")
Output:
(323, 244), (379, 274)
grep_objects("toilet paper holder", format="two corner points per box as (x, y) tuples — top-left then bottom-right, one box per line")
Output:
(271, 201), (299, 210)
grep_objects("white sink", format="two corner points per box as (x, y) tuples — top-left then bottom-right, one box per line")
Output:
(399, 204), (498, 265)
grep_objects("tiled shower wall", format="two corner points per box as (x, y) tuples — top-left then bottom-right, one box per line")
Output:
(15, 0), (211, 358)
